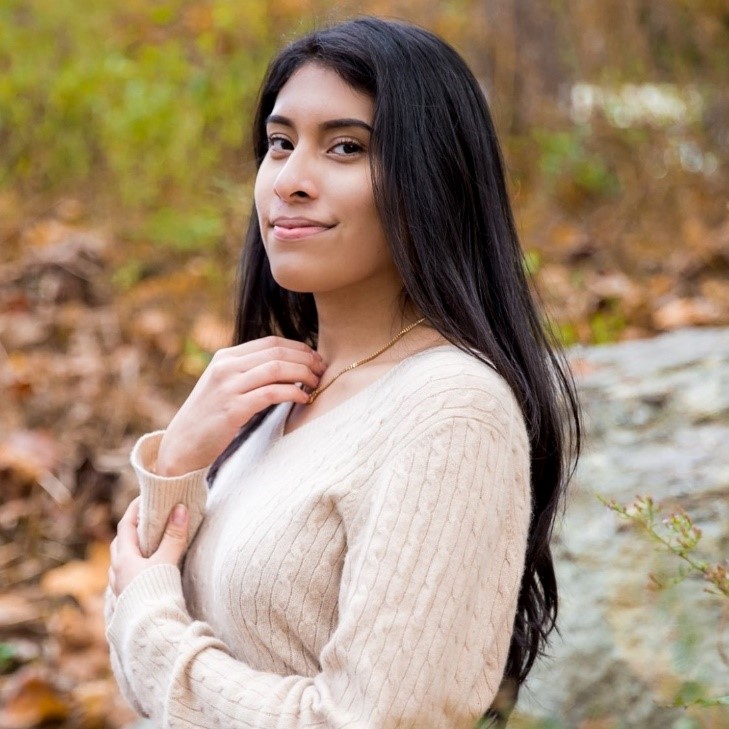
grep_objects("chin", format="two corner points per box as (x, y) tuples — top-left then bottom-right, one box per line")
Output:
(269, 266), (322, 294)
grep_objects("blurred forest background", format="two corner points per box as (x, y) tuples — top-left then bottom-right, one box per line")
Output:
(0, 0), (727, 727)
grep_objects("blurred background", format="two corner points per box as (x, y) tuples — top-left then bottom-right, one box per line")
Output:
(0, 1), (727, 727)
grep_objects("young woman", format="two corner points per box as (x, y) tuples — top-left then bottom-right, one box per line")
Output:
(105, 16), (581, 728)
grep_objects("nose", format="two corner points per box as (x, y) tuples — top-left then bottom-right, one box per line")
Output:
(272, 146), (318, 201)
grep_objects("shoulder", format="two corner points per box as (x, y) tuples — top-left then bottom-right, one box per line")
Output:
(385, 344), (527, 444)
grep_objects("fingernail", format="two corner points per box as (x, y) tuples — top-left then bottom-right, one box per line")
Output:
(172, 504), (187, 524)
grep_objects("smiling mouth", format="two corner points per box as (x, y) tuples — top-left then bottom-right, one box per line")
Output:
(272, 224), (335, 240)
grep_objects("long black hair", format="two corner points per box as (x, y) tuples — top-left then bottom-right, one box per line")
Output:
(208, 16), (582, 725)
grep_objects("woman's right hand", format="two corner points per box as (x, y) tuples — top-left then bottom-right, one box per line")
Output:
(154, 336), (326, 476)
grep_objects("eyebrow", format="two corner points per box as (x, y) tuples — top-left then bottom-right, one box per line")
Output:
(265, 114), (373, 134)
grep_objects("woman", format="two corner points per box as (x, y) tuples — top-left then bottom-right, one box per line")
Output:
(105, 16), (581, 728)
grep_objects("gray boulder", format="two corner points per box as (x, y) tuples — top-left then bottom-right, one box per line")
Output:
(516, 327), (729, 728)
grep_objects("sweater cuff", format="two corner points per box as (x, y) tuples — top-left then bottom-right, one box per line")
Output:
(105, 563), (188, 651)
(130, 431), (209, 557)
(131, 430), (211, 484)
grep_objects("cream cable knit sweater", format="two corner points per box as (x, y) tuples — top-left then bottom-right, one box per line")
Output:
(104, 343), (532, 728)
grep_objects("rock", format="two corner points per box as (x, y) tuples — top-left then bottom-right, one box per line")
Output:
(516, 327), (729, 728)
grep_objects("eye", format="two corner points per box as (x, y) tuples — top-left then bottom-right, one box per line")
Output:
(330, 139), (365, 156)
(266, 134), (293, 153)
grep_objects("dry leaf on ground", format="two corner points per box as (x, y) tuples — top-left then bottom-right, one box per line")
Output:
(0, 668), (70, 729)
(40, 542), (110, 603)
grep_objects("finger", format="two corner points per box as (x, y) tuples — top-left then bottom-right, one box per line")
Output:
(117, 499), (141, 553)
(226, 336), (318, 359)
(214, 346), (326, 378)
(154, 504), (189, 565)
(234, 360), (323, 394)
(217, 383), (311, 425)
(239, 347), (326, 374)
(237, 382), (313, 410)
(118, 496), (140, 531)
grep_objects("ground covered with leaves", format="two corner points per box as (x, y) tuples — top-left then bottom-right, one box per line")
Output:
(0, 212), (233, 728)
(1, 191), (727, 727)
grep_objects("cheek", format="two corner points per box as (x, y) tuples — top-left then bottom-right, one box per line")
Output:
(253, 166), (273, 220)
(337, 176), (390, 261)
(334, 169), (382, 234)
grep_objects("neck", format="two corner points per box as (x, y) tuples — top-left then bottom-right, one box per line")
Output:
(312, 283), (425, 370)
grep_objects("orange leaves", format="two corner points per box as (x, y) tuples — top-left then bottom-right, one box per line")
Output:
(128, 307), (181, 358)
(653, 297), (723, 331)
(190, 312), (232, 354)
(0, 430), (58, 477)
(0, 209), (175, 727)
(526, 203), (729, 345)
(0, 669), (70, 729)
(40, 542), (111, 604)
(0, 667), (137, 729)
(0, 431), (66, 503)
(0, 595), (43, 633)
(0, 541), (135, 729)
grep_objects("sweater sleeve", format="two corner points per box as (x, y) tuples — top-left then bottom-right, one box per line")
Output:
(104, 404), (531, 728)
(105, 430), (209, 716)
(127, 430), (209, 558)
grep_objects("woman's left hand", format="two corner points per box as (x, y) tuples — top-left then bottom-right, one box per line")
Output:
(108, 496), (189, 597)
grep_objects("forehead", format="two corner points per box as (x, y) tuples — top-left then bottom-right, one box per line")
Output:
(270, 63), (374, 123)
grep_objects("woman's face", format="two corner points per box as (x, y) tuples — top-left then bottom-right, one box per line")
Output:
(254, 63), (395, 294)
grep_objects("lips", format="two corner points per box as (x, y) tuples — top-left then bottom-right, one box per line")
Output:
(271, 216), (335, 241)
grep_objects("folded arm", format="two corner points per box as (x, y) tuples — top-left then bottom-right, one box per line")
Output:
(105, 430), (209, 716)
(105, 408), (531, 728)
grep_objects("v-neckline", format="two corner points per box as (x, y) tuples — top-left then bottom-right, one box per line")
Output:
(273, 343), (458, 444)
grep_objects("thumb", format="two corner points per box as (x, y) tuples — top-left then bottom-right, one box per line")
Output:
(155, 504), (189, 564)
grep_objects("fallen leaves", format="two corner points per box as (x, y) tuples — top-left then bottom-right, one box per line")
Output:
(190, 312), (232, 354)
(40, 542), (110, 604)
(652, 297), (723, 330)
(0, 668), (69, 729)
(0, 544), (134, 729)
(0, 596), (43, 633)
(0, 206), (194, 728)
(0, 430), (67, 503)
(0, 668), (135, 729)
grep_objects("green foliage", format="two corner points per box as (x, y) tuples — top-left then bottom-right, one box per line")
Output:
(0, 0), (277, 218)
(672, 681), (729, 710)
(505, 719), (571, 729)
(522, 249), (542, 277)
(180, 336), (214, 377)
(140, 205), (225, 252)
(0, 642), (15, 673)
(533, 127), (620, 200)
(669, 717), (702, 729)
(599, 494), (729, 599)
(589, 307), (626, 344)
(544, 318), (578, 348)
(111, 257), (148, 292)
(599, 494), (729, 709)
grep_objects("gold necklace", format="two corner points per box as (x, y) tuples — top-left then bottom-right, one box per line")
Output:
(306, 317), (427, 404)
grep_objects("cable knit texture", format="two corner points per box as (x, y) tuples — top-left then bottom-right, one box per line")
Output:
(104, 344), (532, 728)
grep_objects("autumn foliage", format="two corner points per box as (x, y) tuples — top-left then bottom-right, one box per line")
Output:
(0, 1), (728, 726)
